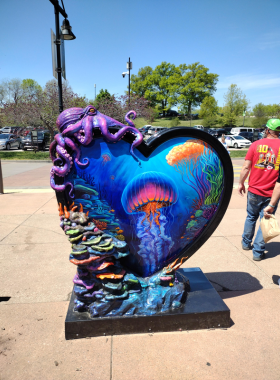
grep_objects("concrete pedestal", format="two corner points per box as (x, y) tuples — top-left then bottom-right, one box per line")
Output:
(65, 268), (231, 340)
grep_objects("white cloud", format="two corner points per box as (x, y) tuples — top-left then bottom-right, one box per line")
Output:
(217, 73), (280, 90)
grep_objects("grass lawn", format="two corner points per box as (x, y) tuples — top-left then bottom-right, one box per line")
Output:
(0, 151), (51, 160)
(134, 116), (254, 129)
(230, 150), (248, 158)
(134, 117), (204, 129)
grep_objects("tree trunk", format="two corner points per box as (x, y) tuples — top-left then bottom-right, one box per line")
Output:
(188, 102), (192, 126)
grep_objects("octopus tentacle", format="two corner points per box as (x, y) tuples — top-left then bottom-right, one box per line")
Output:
(54, 133), (66, 147)
(64, 137), (89, 168)
(93, 114), (143, 163)
(51, 145), (72, 177)
(50, 169), (74, 198)
(49, 140), (57, 162)
(62, 118), (84, 136)
(125, 110), (137, 127)
(50, 105), (143, 198)
(81, 115), (94, 145)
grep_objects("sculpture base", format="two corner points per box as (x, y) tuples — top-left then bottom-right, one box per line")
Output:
(65, 268), (230, 340)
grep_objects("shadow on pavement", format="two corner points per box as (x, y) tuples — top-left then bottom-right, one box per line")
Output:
(265, 241), (280, 259)
(205, 271), (263, 299)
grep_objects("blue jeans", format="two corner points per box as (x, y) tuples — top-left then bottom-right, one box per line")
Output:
(242, 191), (278, 259)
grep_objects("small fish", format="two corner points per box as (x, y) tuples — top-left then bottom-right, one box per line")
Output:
(190, 216), (195, 219)
(181, 236), (184, 239)
(117, 230), (124, 234)
(115, 227), (120, 230)
(109, 209), (115, 213)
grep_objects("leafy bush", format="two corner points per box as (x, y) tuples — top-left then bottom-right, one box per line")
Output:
(252, 116), (269, 129)
(169, 117), (180, 128)
(221, 112), (237, 127)
(202, 116), (218, 128)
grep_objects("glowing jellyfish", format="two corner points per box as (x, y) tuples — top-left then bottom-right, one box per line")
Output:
(101, 153), (111, 166)
(121, 172), (178, 275)
(166, 139), (211, 209)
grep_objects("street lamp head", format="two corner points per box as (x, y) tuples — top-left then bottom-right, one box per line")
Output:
(61, 18), (76, 40)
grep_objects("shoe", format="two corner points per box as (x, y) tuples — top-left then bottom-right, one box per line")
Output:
(241, 241), (252, 250)
(253, 254), (264, 261)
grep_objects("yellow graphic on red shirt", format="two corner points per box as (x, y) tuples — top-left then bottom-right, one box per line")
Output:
(254, 144), (278, 170)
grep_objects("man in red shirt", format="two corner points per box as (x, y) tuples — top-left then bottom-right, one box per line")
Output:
(238, 119), (280, 260)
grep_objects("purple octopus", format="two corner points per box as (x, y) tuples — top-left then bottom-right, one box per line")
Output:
(49, 105), (143, 197)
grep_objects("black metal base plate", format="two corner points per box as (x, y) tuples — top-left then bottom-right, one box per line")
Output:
(65, 268), (230, 340)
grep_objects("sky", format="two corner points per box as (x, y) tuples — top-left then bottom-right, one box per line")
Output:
(0, 0), (279, 110)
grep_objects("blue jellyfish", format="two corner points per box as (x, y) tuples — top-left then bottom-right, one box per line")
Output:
(121, 172), (178, 276)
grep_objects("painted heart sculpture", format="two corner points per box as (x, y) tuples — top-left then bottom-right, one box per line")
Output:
(50, 106), (233, 317)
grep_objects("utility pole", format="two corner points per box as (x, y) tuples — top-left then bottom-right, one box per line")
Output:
(127, 57), (132, 106)
(54, 2), (64, 113)
(49, 0), (75, 114)
(94, 84), (96, 100)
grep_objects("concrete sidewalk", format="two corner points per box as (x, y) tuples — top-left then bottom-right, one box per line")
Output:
(1, 163), (280, 380)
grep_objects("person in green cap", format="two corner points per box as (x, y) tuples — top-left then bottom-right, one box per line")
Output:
(238, 119), (280, 260)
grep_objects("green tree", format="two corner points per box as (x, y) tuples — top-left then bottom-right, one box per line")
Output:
(176, 62), (219, 118)
(199, 96), (219, 119)
(3, 79), (88, 137)
(221, 112), (237, 127)
(265, 104), (280, 117)
(253, 103), (266, 117)
(21, 79), (42, 100)
(130, 66), (153, 98)
(252, 116), (268, 129)
(131, 62), (178, 115)
(223, 84), (249, 116)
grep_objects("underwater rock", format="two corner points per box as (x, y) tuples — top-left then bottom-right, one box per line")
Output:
(195, 209), (203, 217)
(186, 220), (198, 229)
(88, 279), (188, 317)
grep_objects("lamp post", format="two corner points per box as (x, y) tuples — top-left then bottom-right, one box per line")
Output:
(122, 57), (132, 106)
(49, 0), (76, 113)
(94, 84), (96, 100)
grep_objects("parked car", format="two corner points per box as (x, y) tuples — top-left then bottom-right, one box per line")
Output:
(224, 135), (251, 149)
(166, 110), (179, 117)
(230, 127), (254, 134)
(207, 129), (217, 135)
(139, 125), (153, 134)
(22, 130), (52, 150)
(238, 131), (254, 142)
(193, 125), (204, 130)
(0, 126), (21, 134)
(0, 134), (23, 150)
(211, 129), (228, 138)
(153, 127), (166, 137)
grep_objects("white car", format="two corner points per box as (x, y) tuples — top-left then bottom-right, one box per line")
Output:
(193, 125), (204, 130)
(224, 135), (251, 149)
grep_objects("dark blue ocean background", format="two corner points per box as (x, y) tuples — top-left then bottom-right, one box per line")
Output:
(65, 137), (224, 276)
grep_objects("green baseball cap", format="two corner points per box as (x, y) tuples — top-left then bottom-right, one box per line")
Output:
(266, 119), (280, 131)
